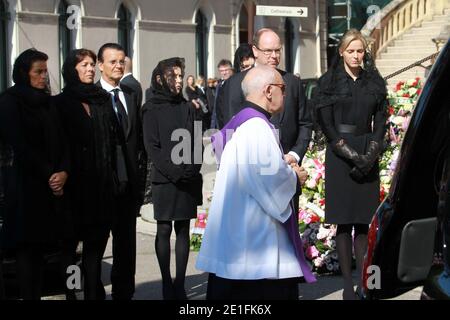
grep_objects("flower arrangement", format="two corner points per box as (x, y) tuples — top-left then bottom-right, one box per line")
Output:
(190, 209), (208, 251)
(379, 77), (422, 200)
(299, 149), (340, 273)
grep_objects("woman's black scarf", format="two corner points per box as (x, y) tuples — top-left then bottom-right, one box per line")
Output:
(7, 84), (62, 169)
(61, 69), (116, 195)
(148, 57), (186, 105)
(315, 50), (387, 109)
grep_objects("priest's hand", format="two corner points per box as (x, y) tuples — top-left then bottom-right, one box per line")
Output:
(284, 154), (297, 165)
(291, 163), (308, 186)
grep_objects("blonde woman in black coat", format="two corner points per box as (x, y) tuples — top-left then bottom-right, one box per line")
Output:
(315, 29), (388, 299)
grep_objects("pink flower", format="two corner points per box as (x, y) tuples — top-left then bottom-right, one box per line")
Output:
(306, 245), (320, 259)
(317, 226), (330, 240)
(402, 116), (410, 131)
(313, 256), (324, 267)
(298, 209), (308, 221)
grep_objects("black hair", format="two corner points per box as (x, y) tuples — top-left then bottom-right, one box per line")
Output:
(233, 43), (255, 73)
(97, 43), (126, 62)
(12, 48), (48, 86)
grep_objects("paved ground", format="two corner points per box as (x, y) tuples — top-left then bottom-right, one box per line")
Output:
(41, 216), (420, 301)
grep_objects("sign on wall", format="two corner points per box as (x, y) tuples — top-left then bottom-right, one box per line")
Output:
(256, 5), (308, 18)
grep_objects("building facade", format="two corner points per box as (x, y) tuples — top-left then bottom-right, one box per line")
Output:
(0, 0), (328, 94)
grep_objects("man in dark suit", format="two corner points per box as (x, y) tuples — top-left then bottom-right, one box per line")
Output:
(121, 56), (143, 107)
(211, 59), (233, 129)
(216, 28), (312, 211)
(97, 43), (144, 300)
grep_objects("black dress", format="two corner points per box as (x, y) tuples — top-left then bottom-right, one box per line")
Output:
(142, 93), (203, 221)
(0, 85), (69, 249)
(316, 63), (388, 224)
(54, 88), (118, 240)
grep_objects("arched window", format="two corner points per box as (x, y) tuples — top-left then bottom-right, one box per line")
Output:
(238, 5), (249, 44)
(285, 18), (295, 73)
(0, 0), (9, 91)
(118, 4), (132, 55)
(195, 10), (208, 78)
(58, 0), (73, 89)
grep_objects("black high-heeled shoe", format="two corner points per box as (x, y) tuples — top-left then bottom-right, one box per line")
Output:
(174, 282), (188, 300)
(162, 281), (176, 300)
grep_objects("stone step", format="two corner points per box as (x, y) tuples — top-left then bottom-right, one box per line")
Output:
(393, 39), (436, 47)
(386, 46), (436, 54)
(378, 65), (426, 74)
(379, 51), (437, 60)
(401, 33), (440, 41)
(421, 19), (450, 28)
(430, 14), (450, 22)
(409, 26), (446, 34)
(377, 58), (429, 67)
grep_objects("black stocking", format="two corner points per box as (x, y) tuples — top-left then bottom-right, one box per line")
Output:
(155, 221), (174, 299)
(353, 224), (369, 295)
(16, 246), (44, 300)
(336, 224), (355, 300)
(82, 236), (108, 300)
(174, 220), (191, 300)
(59, 239), (79, 300)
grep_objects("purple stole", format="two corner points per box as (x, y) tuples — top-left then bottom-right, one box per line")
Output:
(211, 107), (316, 283)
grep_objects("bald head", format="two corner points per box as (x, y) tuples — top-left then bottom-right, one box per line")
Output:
(242, 65), (285, 115)
(124, 56), (133, 74)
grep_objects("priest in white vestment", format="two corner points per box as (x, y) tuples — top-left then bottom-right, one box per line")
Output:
(196, 66), (315, 300)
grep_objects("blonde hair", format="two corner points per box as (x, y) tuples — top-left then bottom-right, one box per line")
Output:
(339, 29), (368, 54)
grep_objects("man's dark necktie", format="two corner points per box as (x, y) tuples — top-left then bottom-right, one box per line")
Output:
(112, 88), (128, 134)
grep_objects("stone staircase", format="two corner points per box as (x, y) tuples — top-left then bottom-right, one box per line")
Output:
(376, 8), (450, 88)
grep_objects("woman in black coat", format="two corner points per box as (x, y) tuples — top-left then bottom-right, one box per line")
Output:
(53, 49), (119, 300)
(142, 57), (203, 300)
(315, 29), (388, 299)
(0, 49), (69, 299)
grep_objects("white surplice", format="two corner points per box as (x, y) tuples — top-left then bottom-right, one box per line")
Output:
(196, 117), (303, 280)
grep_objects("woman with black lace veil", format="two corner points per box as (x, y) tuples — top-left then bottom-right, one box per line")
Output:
(54, 48), (120, 300)
(143, 58), (203, 300)
(314, 29), (388, 299)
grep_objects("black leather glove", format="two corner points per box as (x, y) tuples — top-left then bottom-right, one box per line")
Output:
(334, 139), (375, 180)
(357, 141), (380, 175)
(333, 140), (364, 164)
(349, 166), (365, 182)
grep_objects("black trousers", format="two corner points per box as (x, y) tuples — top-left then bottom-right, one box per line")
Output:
(16, 245), (45, 300)
(109, 191), (138, 300)
(0, 250), (5, 300)
(206, 273), (299, 300)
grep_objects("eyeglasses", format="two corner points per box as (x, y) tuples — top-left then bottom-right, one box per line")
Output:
(269, 83), (286, 94)
(255, 46), (282, 56)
